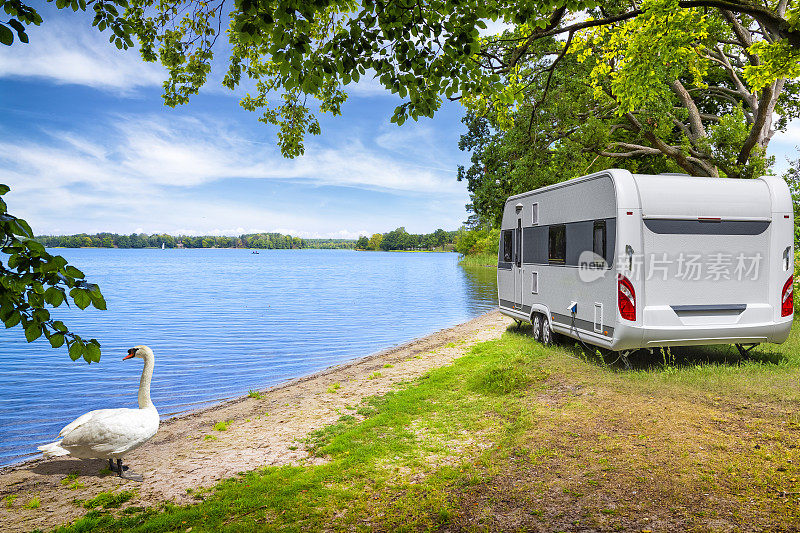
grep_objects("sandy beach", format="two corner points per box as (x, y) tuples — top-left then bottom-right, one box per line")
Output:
(0, 310), (510, 532)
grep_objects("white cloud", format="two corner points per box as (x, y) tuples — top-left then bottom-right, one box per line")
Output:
(0, 113), (468, 236)
(101, 114), (463, 194)
(0, 18), (165, 92)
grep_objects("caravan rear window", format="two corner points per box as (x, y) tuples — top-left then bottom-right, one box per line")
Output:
(593, 220), (606, 259)
(549, 225), (566, 264)
(502, 230), (513, 262)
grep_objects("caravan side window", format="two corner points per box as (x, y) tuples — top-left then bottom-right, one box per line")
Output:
(593, 220), (606, 261)
(502, 230), (513, 262)
(548, 225), (566, 264)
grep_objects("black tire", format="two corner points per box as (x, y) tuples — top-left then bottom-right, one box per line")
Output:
(532, 314), (543, 342)
(541, 319), (553, 345)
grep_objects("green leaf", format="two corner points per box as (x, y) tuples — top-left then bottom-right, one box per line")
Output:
(45, 287), (66, 307)
(32, 308), (49, 322)
(27, 291), (44, 309)
(70, 288), (92, 310)
(4, 311), (20, 328)
(16, 218), (33, 237)
(24, 322), (42, 342)
(49, 333), (65, 348)
(68, 341), (83, 361)
(8, 19), (24, 33)
(0, 24), (13, 46)
(24, 239), (45, 255)
(90, 293), (107, 311)
(0, 184), (10, 195)
(85, 342), (101, 362)
(65, 265), (85, 279)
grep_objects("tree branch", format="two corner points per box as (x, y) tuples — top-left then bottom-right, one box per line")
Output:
(508, 8), (642, 70)
(670, 79), (706, 140)
(679, 0), (800, 49)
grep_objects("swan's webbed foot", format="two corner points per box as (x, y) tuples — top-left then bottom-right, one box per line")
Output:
(116, 459), (142, 482)
(109, 459), (128, 473)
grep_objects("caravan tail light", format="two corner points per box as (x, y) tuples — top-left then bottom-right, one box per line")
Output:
(618, 275), (636, 321)
(781, 275), (794, 317)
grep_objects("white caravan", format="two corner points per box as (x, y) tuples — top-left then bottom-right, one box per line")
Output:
(497, 169), (794, 354)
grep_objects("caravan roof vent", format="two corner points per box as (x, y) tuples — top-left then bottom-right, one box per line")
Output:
(515, 203), (524, 213)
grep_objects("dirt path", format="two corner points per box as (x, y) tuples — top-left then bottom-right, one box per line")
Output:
(0, 310), (510, 532)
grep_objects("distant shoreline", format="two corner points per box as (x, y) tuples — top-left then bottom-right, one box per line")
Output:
(355, 249), (456, 253)
(42, 247), (459, 253)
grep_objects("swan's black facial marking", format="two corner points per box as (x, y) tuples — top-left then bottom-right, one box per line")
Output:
(123, 347), (138, 360)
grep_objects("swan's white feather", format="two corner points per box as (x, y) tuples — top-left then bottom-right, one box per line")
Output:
(38, 441), (69, 457)
(58, 411), (96, 438)
(37, 345), (160, 461)
(54, 406), (159, 458)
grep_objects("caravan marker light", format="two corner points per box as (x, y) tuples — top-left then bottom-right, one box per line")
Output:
(618, 275), (636, 321)
(781, 275), (794, 317)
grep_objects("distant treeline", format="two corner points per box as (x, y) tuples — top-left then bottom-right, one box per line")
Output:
(36, 228), (462, 252)
(355, 228), (456, 251)
(35, 233), (356, 250)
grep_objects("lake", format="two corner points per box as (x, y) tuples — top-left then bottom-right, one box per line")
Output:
(0, 248), (497, 466)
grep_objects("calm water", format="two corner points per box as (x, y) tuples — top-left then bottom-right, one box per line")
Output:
(0, 249), (497, 466)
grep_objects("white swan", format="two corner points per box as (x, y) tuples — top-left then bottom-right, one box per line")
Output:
(38, 345), (159, 481)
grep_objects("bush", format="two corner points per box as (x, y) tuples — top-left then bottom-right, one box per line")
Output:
(455, 227), (500, 256)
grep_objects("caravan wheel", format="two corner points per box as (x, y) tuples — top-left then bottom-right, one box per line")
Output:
(541, 320), (553, 345)
(532, 314), (543, 342)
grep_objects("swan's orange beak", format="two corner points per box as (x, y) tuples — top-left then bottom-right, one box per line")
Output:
(123, 348), (136, 360)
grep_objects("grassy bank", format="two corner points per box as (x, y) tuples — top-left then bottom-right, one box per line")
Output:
(458, 252), (497, 268)
(52, 322), (800, 532)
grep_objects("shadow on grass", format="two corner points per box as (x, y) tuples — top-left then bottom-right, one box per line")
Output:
(506, 322), (788, 370)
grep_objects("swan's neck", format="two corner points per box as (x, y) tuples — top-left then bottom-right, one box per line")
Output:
(138, 357), (155, 409)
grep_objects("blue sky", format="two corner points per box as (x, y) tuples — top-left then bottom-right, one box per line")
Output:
(0, 8), (797, 239)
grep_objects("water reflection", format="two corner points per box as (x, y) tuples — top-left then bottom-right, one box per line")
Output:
(460, 263), (498, 313)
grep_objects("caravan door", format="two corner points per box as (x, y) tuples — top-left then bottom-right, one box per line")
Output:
(498, 226), (514, 311)
(514, 218), (523, 310)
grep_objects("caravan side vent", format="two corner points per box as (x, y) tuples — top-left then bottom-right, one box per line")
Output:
(593, 303), (603, 333)
(531, 203), (539, 225)
(531, 271), (538, 294)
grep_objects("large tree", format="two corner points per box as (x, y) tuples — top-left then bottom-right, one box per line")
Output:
(3, 0), (797, 161)
(458, 3), (800, 225)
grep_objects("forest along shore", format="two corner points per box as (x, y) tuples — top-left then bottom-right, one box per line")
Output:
(0, 311), (510, 533)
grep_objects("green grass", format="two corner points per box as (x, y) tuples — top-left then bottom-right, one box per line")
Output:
(25, 496), (40, 509)
(213, 420), (231, 431)
(60, 473), (84, 491)
(248, 390), (263, 399)
(326, 382), (341, 393)
(457, 252), (497, 268)
(81, 490), (136, 510)
(51, 320), (800, 532)
(4, 494), (17, 508)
